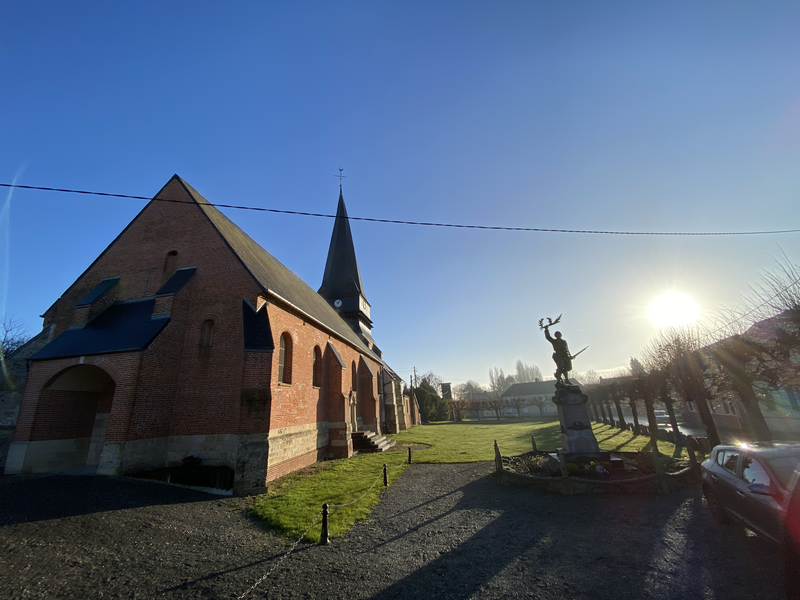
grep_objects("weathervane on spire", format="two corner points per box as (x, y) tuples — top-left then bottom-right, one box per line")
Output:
(335, 167), (347, 191)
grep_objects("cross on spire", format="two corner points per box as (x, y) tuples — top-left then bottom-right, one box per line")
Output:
(335, 167), (347, 191)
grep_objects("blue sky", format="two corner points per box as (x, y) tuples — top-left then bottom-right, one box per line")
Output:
(2, 2), (799, 387)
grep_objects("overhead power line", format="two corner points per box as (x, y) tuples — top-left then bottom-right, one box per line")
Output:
(2, 182), (799, 237)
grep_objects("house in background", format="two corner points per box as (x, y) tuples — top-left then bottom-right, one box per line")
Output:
(682, 311), (800, 438)
(501, 381), (562, 416)
(4, 175), (409, 493)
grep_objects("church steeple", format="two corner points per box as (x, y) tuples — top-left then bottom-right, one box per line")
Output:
(318, 186), (374, 343)
(319, 188), (366, 301)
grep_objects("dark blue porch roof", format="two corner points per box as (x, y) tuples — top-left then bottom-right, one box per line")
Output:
(32, 299), (169, 360)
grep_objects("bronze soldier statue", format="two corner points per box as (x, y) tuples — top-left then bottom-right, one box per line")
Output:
(539, 315), (587, 386)
(544, 325), (573, 384)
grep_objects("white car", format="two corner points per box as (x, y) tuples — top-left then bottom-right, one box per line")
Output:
(653, 410), (671, 425)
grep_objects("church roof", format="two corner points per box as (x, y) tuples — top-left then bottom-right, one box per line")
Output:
(317, 189), (366, 301)
(171, 177), (380, 362)
(32, 299), (170, 360)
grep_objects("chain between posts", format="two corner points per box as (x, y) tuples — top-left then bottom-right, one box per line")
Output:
(237, 509), (323, 599)
(238, 449), (412, 598)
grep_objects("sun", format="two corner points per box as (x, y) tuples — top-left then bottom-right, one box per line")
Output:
(648, 292), (699, 328)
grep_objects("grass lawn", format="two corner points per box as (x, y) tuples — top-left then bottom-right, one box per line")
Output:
(388, 418), (680, 462)
(251, 450), (409, 543)
(251, 419), (679, 542)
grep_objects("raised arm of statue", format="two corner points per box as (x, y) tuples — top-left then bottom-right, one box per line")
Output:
(544, 327), (554, 345)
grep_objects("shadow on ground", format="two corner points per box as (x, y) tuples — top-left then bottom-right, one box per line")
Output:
(0, 474), (217, 525)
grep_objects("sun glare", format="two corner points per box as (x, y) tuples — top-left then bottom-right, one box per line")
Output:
(648, 292), (699, 328)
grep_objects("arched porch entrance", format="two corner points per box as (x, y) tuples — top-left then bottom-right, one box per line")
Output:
(27, 364), (116, 473)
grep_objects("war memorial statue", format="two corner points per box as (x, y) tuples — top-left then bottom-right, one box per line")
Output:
(539, 315), (588, 385)
(538, 315), (606, 461)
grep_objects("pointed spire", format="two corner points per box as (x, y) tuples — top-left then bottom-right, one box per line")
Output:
(318, 189), (366, 301)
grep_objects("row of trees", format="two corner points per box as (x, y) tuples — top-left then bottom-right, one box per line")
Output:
(585, 254), (800, 449)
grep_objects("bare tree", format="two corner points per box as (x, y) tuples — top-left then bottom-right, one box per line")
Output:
(578, 370), (601, 388)
(747, 250), (800, 322)
(447, 397), (471, 421)
(2, 316), (30, 358)
(514, 360), (542, 383)
(506, 395), (529, 417)
(489, 367), (514, 394)
(528, 395), (550, 416)
(418, 371), (443, 397)
(454, 380), (485, 399)
(641, 325), (721, 447)
(486, 394), (504, 420)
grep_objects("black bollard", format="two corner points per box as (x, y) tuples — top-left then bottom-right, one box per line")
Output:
(383, 464), (388, 487)
(408, 447), (412, 464)
(319, 503), (329, 545)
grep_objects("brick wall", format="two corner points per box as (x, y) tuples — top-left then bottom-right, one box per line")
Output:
(14, 177), (387, 484)
(30, 389), (100, 441)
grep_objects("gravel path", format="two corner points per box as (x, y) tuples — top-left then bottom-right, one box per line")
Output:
(0, 463), (785, 599)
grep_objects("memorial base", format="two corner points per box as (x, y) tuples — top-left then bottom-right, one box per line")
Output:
(559, 451), (611, 463)
(553, 383), (603, 460)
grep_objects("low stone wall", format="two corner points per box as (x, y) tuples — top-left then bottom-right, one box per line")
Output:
(496, 464), (700, 494)
(495, 446), (701, 494)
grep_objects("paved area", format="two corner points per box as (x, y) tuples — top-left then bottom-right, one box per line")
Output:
(0, 463), (785, 599)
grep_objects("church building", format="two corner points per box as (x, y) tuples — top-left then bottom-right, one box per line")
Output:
(4, 175), (410, 493)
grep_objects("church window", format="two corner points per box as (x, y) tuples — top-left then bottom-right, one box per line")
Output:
(279, 333), (293, 384)
(201, 319), (214, 348)
(351, 361), (357, 390)
(312, 346), (322, 387)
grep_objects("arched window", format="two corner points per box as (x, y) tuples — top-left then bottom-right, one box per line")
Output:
(312, 346), (322, 387)
(351, 361), (357, 390)
(279, 333), (293, 384)
(201, 319), (214, 348)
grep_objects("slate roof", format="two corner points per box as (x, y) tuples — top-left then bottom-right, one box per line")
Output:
(317, 189), (366, 301)
(32, 300), (169, 360)
(173, 177), (381, 362)
(156, 267), (196, 296)
(75, 278), (119, 307)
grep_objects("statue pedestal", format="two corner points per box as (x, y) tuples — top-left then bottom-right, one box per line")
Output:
(553, 384), (609, 462)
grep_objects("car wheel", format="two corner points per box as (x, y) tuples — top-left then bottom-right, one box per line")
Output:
(704, 487), (729, 524)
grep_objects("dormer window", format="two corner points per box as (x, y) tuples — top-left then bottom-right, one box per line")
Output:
(164, 250), (178, 273)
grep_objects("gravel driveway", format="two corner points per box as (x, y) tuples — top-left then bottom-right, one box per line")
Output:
(0, 462), (785, 599)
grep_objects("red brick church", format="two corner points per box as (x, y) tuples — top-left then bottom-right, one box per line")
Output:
(4, 175), (412, 493)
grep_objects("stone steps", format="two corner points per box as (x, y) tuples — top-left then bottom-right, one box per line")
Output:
(352, 430), (395, 453)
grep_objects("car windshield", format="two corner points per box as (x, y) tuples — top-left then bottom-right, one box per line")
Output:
(765, 456), (800, 487)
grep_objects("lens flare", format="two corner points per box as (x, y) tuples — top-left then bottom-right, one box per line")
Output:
(648, 292), (699, 328)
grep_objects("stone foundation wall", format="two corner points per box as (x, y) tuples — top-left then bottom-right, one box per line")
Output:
(266, 422), (329, 481)
(13, 438), (92, 473)
(235, 432), (269, 494)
